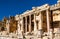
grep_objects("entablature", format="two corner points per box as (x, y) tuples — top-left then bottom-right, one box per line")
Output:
(50, 3), (60, 10)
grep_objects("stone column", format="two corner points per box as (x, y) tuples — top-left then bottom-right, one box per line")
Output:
(25, 17), (27, 32)
(17, 20), (21, 39)
(38, 11), (43, 39)
(29, 15), (31, 32)
(17, 20), (20, 34)
(34, 13), (37, 31)
(38, 12), (42, 30)
(17, 17), (23, 39)
(46, 9), (50, 33)
(6, 20), (10, 34)
(21, 17), (24, 32)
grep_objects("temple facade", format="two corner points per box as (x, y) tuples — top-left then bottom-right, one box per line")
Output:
(15, 0), (60, 39)
(0, 0), (60, 39)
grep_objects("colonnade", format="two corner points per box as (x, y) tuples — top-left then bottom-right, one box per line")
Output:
(17, 9), (50, 35)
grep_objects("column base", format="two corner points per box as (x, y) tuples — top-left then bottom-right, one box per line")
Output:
(37, 29), (43, 38)
(24, 32), (34, 39)
(17, 31), (24, 39)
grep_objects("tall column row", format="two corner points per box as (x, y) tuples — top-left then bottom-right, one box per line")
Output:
(21, 14), (37, 33)
(21, 15), (32, 33)
(19, 10), (50, 34)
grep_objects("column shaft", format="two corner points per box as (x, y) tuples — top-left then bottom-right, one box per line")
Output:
(38, 12), (43, 39)
(21, 17), (24, 32)
(29, 15), (31, 32)
(6, 20), (10, 34)
(46, 9), (50, 33)
(18, 20), (20, 33)
(34, 13), (37, 31)
(25, 17), (27, 32)
(39, 12), (42, 30)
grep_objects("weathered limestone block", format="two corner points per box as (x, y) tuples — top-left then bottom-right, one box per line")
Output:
(54, 28), (60, 39)
(43, 36), (48, 39)
(37, 30), (43, 39)
(49, 29), (53, 39)
(54, 33), (60, 39)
